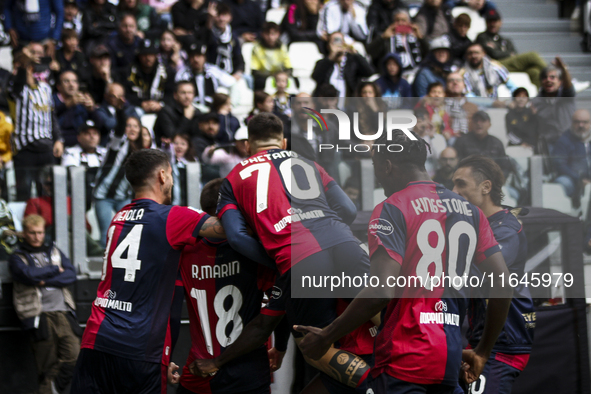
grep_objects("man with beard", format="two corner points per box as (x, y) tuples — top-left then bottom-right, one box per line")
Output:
(71, 149), (227, 393)
(461, 43), (515, 100)
(433, 146), (459, 189)
(445, 71), (478, 138)
(125, 38), (174, 114)
(107, 14), (142, 74)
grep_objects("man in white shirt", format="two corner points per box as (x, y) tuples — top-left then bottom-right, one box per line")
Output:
(317, 0), (369, 43)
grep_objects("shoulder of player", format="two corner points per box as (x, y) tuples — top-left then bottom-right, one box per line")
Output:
(489, 209), (522, 235)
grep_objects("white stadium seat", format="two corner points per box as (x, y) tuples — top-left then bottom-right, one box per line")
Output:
(0, 47), (12, 71)
(242, 42), (255, 75)
(297, 76), (316, 95)
(542, 183), (572, 214)
(508, 72), (538, 98)
(485, 108), (508, 147)
(140, 114), (157, 132)
(451, 7), (486, 41)
(289, 42), (323, 78)
(264, 75), (299, 95)
(266, 7), (286, 24)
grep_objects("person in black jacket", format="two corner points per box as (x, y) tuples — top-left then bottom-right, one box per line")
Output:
(55, 29), (91, 86)
(224, 0), (264, 43)
(505, 87), (539, 150)
(171, 0), (210, 45)
(153, 81), (202, 146)
(280, 0), (323, 50)
(81, 0), (118, 52)
(366, 0), (407, 39)
(312, 32), (374, 100)
(449, 12), (472, 62)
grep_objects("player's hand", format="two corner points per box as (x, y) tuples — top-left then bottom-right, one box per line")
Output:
(268, 347), (286, 372)
(461, 349), (488, 384)
(293, 325), (331, 360)
(189, 358), (219, 377)
(168, 362), (180, 384)
(53, 141), (64, 158)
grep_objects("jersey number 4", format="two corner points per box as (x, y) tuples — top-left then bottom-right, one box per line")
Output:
(239, 158), (321, 213)
(101, 225), (144, 282)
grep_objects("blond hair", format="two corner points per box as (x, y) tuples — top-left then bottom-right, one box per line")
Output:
(22, 215), (46, 231)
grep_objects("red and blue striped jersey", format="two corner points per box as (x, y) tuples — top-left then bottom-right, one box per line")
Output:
(217, 148), (358, 275)
(81, 199), (210, 363)
(368, 182), (500, 386)
(179, 238), (275, 394)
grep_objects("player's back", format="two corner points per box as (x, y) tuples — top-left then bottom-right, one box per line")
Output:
(368, 181), (500, 386)
(218, 148), (358, 274)
(179, 238), (275, 393)
(81, 199), (209, 363)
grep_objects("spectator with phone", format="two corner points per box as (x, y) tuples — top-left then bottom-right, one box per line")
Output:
(367, 9), (424, 73)
(159, 30), (187, 72)
(367, 0), (408, 39)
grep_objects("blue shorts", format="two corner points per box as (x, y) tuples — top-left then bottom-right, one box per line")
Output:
(366, 373), (456, 394)
(319, 354), (373, 394)
(466, 354), (521, 394)
(70, 348), (166, 394)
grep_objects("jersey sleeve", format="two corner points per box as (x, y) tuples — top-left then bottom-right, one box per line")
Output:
(368, 202), (407, 265)
(261, 274), (288, 317)
(493, 225), (520, 269)
(474, 208), (501, 265)
(217, 178), (239, 219)
(166, 206), (211, 249)
(313, 162), (336, 191)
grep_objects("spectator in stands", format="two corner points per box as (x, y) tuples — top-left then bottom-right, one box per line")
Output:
(461, 43), (514, 99)
(117, 0), (165, 40)
(154, 81), (202, 147)
(444, 71), (478, 138)
(286, 93), (318, 160)
(506, 87), (539, 150)
(27, 42), (55, 86)
(61, 120), (107, 209)
(159, 30), (187, 72)
(94, 82), (142, 145)
(55, 29), (90, 84)
(175, 40), (237, 107)
(367, 9), (424, 72)
(224, 0), (265, 43)
(171, 0), (210, 42)
(272, 71), (295, 119)
(81, 0), (118, 51)
(54, 71), (97, 147)
(433, 146), (458, 189)
(9, 51), (63, 201)
(4, 0), (63, 52)
(414, 107), (447, 177)
(367, 0), (408, 40)
(125, 39), (174, 114)
(375, 53), (412, 100)
(476, 9), (546, 88)
(453, 110), (512, 175)
(281, 0), (323, 50)
(0, 111), (13, 169)
(552, 109), (591, 208)
(87, 44), (114, 104)
(170, 132), (196, 206)
(312, 32), (374, 100)
(93, 104), (142, 246)
(416, 82), (454, 138)
(63, 0), (83, 37)
(413, 0), (453, 41)
(9, 214), (80, 394)
(317, 0), (369, 43)
(530, 59), (576, 146)
(211, 93), (240, 140)
(251, 22), (292, 91)
(246, 90), (274, 123)
(107, 14), (142, 74)
(148, 0), (177, 21)
(449, 13), (472, 61)
(140, 126), (153, 148)
(193, 112), (227, 183)
(413, 35), (455, 97)
(201, 125), (249, 178)
(449, 0), (497, 17)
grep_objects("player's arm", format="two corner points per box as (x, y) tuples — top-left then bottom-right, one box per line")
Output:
(189, 313), (284, 377)
(220, 209), (276, 270)
(295, 246), (398, 360)
(462, 251), (513, 384)
(325, 182), (357, 225)
(198, 216), (226, 238)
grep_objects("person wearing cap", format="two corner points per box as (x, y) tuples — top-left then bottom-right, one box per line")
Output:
(201, 125), (249, 178)
(413, 0), (453, 41)
(81, 0), (118, 52)
(107, 14), (142, 74)
(367, 9), (425, 72)
(475, 9), (546, 88)
(412, 35), (457, 97)
(461, 42), (516, 100)
(153, 81), (202, 146)
(63, 0), (83, 37)
(453, 110), (512, 177)
(54, 71), (98, 147)
(175, 39), (236, 107)
(88, 44), (115, 103)
(125, 38), (175, 114)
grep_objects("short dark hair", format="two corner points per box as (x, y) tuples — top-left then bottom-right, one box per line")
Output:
(372, 129), (430, 170)
(356, 81), (382, 98)
(454, 13), (471, 27)
(414, 107), (429, 120)
(427, 82), (444, 94)
(457, 155), (505, 206)
(314, 83), (339, 98)
(200, 178), (224, 215)
(253, 90), (270, 109)
(512, 87), (529, 97)
(125, 149), (170, 189)
(211, 92), (230, 113)
(61, 28), (78, 41)
(216, 2), (232, 15)
(262, 22), (280, 34)
(248, 112), (284, 143)
(175, 80), (194, 93)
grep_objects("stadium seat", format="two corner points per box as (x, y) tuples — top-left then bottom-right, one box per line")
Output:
(263, 75), (299, 95)
(501, 186), (517, 207)
(485, 108), (508, 146)
(451, 7), (486, 41)
(7, 202), (27, 232)
(374, 188), (386, 207)
(266, 7), (286, 24)
(289, 42), (323, 78)
(297, 76), (316, 95)
(506, 146), (534, 158)
(242, 42), (255, 75)
(581, 184), (591, 220)
(141, 114), (157, 132)
(352, 41), (367, 58)
(542, 183), (573, 214)
(508, 72), (538, 98)
(0, 47), (12, 71)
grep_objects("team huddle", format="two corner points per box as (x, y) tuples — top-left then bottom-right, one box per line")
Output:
(69, 112), (534, 394)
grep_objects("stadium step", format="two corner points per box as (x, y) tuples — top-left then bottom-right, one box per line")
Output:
(502, 18), (574, 33)
(509, 32), (583, 53)
(494, 3), (558, 18)
(539, 52), (591, 66)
